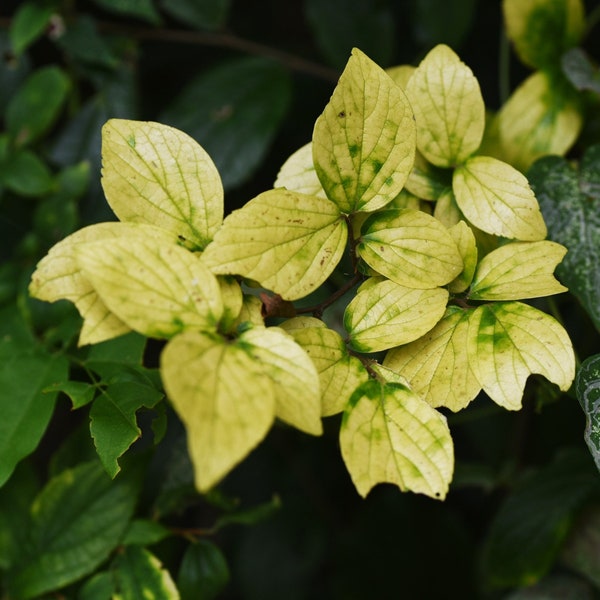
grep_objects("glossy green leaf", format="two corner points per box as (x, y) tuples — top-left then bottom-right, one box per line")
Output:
(575, 354), (600, 474)
(467, 302), (575, 410)
(201, 189), (347, 301)
(0, 149), (54, 196)
(161, 330), (276, 491)
(357, 208), (463, 288)
(384, 307), (481, 411)
(75, 236), (223, 339)
(340, 380), (454, 499)
(405, 44), (485, 167)
(274, 142), (326, 198)
(159, 0), (230, 30)
(469, 241), (567, 300)
(10, 2), (54, 55)
(453, 155), (547, 240)
(345, 277), (448, 352)
(177, 540), (230, 600)
(102, 119), (223, 249)
(447, 221), (478, 293)
(162, 57), (290, 190)
(90, 0), (161, 24)
(313, 47), (416, 213)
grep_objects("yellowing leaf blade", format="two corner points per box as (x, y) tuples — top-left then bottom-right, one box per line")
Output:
(447, 221), (478, 293)
(274, 142), (326, 198)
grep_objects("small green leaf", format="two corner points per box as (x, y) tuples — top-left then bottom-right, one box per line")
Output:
(358, 208), (463, 288)
(313, 47), (416, 213)
(44, 380), (97, 409)
(177, 540), (230, 600)
(79, 571), (114, 600)
(75, 236), (223, 339)
(201, 189), (347, 301)
(467, 302), (575, 410)
(9, 2), (54, 55)
(159, 0), (230, 30)
(121, 519), (170, 546)
(405, 44), (485, 167)
(345, 277), (449, 352)
(447, 221), (478, 293)
(90, 0), (161, 24)
(453, 155), (547, 240)
(340, 380), (454, 499)
(575, 354), (600, 474)
(0, 149), (54, 196)
(469, 241), (567, 300)
(274, 142), (326, 198)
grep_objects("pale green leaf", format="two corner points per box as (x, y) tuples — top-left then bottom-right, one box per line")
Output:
(239, 327), (322, 435)
(369, 362), (411, 387)
(467, 302), (575, 410)
(216, 276), (243, 333)
(313, 47), (416, 213)
(386, 189), (422, 211)
(433, 189), (462, 228)
(161, 331), (275, 491)
(101, 119), (223, 249)
(274, 142), (326, 198)
(358, 208), (463, 288)
(232, 295), (264, 330)
(201, 189), (347, 300)
(447, 221), (478, 293)
(384, 307), (481, 411)
(76, 237), (222, 340)
(453, 156), (547, 240)
(469, 241), (567, 300)
(405, 151), (452, 201)
(340, 380), (454, 499)
(385, 64), (415, 89)
(345, 277), (448, 352)
(405, 44), (485, 167)
(281, 318), (369, 416)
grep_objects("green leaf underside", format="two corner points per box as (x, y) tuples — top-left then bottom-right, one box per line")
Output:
(340, 380), (453, 499)
(345, 277), (449, 352)
(467, 302), (575, 409)
(161, 331), (276, 492)
(453, 156), (547, 240)
(281, 318), (369, 416)
(447, 221), (478, 293)
(358, 208), (463, 288)
(405, 44), (485, 167)
(76, 236), (223, 339)
(101, 119), (223, 249)
(313, 47), (416, 213)
(576, 354), (600, 474)
(274, 142), (326, 198)
(201, 189), (347, 300)
(469, 240), (567, 300)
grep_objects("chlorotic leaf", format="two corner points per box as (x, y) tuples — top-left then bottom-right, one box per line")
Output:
(274, 142), (326, 198)
(216, 276), (243, 334)
(447, 221), (478, 293)
(405, 44), (485, 167)
(76, 236), (223, 339)
(161, 331), (275, 492)
(384, 307), (481, 411)
(232, 295), (264, 330)
(469, 240), (567, 300)
(433, 189), (462, 228)
(201, 189), (347, 300)
(358, 208), (463, 288)
(576, 354), (600, 474)
(101, 119), (223, 249)
(313, 47), (416, 213)
(345, 277), (449, 352)
(467, 302), (575, 410)
(405, 151), (452, 201)
(239, 327), (323, 435)
(453, 155), (547, 240)
(340, 380), (454, 499)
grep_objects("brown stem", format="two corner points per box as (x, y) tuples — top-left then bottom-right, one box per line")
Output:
(296, 273), (362, 319)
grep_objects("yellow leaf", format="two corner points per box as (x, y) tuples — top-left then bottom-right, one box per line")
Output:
(405, 44), (485, 167)
(453, 156), (547, 240)
(369, 362), (411, 388)
(340, 380), (454, 499)
(469, 241), (568, 300)
(345, 277), (449, 352)
(239, 327), (322, 435)
(201, 189), (347, 301)
(217, 276), (243, 333)
(467, 302), (575, 410)
(386, 189), (422, 211)
(433, 189), (462, 228)
(405, 152), (451, 201)
(358, 208), (463, 288)
(384, 308), (481, 412)
(447, 221), (478, 293)
(385, 64), (415, 89)
(101, 119), (223, 250)
(161, 331), (276, 491)
(232, 295), (264, 330)
(75, 236), (223, 339)
(274, 142), (326, 198)
(313, 48), (416, 213)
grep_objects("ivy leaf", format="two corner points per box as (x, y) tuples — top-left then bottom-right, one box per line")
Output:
(75, 236), (223, 340)
(357, 208), (463, 288)
(340, 380), (454, 500)
(161, 331), (276, 492)
(405, 44), (485, 167)
(469, 241), (567, 300)
(447, 221), (478, 293)
(313, 47), (416, 213)
(201, 189), (347, 301)
(453, 155), (547, 240)
(274, 142), (326, 198)
(575, 354), (600, 474)
(467, 302), (575, 410)
(344, 277), (449, 353)
(384, 307), (480, 412)
(101, 119), (223, 250)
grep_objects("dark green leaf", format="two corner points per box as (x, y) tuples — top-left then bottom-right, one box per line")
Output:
(410, 0), (477, 48)
(5, 65), (70, 147)
(0, 149), (54, 196)
(78, 571), (115, 600)
(121, 519), (170, 546)
(5, 461), (138, 599)
(10, 1), (55, 55)
(84, 332), (147, 378)
(305, 0), (395, 70)
(0, 305), (35, 358)
(214, 495), (281, 530)
(562, 47), (600, 95)
(0, 31), (31, 113)
(529, 148), (600, 332)
(178, 540), (230, 600)
(90, 0), (161, 24)
(159, 0), (230, 31)
(44, 380), (97, 409)
(576, 354), (600, 474)
(504, 574), (595, 599)
(161, 57), (291, 190)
